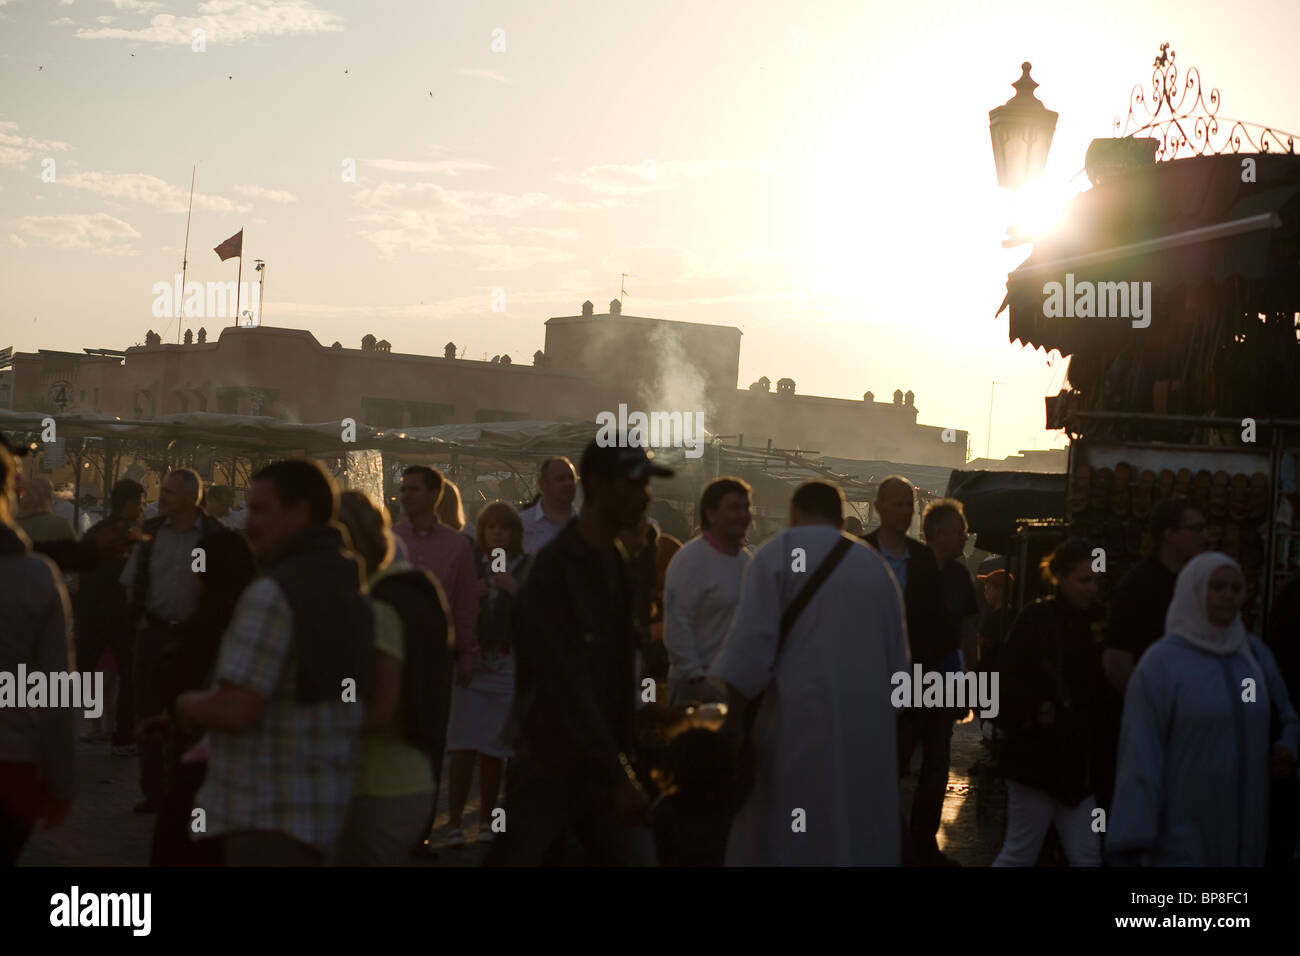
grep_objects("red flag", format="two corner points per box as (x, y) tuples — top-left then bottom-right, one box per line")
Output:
(213, 229), (243, 261)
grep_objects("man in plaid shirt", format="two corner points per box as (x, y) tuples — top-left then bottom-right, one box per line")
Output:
(180, 460), (374, 866)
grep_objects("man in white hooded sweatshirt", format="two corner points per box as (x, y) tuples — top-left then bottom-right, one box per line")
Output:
(1109, 551), (1300, 865)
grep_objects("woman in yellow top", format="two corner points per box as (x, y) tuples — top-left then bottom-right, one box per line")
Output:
(333, 490), (446, 866)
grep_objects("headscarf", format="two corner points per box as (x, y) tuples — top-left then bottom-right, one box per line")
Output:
(1164, 551), (1254, 660)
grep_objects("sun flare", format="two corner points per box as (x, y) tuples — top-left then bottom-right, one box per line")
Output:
(1009, 179), (1082, 242)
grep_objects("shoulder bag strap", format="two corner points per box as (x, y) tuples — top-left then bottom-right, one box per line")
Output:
(777, 534), (854, 651)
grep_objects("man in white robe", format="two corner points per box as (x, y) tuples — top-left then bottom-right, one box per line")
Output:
(711, 480), (909, 866)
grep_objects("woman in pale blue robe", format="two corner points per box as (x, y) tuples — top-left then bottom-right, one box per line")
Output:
(1109, 552), (1299, 865)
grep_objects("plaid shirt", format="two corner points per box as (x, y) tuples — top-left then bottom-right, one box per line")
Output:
(195, 577), (365, 852)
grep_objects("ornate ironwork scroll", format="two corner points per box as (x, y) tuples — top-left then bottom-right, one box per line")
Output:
(1113, 43), (1297, 160)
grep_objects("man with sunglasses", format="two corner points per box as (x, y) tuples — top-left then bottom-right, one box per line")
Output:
(1103, 499), (1209, 695)
(1095, 498), (1209, 814)
(924, 500), (980, 724)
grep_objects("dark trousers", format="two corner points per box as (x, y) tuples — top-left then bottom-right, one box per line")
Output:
(224, 830), (324, 867)
(1268, 776), (1300, 867)
(0, 763), (44, 867)
(484, 756), (656, 866)
(134, 625), (171, 802)
(151, 750), (223, 867)
(1092, 729), (1119, 816)
(898, 708), (954, 860)
(77, 618), (135, 746)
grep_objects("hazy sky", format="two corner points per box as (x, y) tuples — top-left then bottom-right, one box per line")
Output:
(4, 0), (1299, 458)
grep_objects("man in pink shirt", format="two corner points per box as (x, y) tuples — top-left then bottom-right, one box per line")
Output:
(393, 466), (478, 685)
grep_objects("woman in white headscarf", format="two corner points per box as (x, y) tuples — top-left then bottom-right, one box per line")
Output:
(1108, 552), (1299, 865)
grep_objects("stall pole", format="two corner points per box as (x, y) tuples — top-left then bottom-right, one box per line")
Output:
(72, 443), (83, 531)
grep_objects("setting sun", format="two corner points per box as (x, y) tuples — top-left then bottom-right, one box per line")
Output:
(1009, 178), (1083, 243)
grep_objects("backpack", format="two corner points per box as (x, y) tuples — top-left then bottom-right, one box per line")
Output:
(371, 569), (453, 782)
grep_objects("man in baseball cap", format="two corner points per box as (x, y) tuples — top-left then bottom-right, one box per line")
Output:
(487, 437), (672, 865)
(976, 560), (1014, 675)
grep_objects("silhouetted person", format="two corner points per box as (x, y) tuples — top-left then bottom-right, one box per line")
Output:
(486, 439), (672, 866)
(864, 476), (948, 865)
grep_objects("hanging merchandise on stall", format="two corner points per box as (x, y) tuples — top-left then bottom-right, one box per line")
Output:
(1067, 441), (1273, 626)
(996, 46), (1300, 628)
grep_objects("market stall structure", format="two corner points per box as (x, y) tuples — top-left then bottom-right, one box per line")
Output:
(0, 411), (890, 543)
(997, 46), (1300, 628)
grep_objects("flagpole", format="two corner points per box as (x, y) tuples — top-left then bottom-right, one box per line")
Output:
(236, 226), (243, 326)
(179, 165), (195, 343)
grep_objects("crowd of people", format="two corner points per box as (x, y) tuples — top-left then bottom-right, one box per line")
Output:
(1, 430), (1298, 867)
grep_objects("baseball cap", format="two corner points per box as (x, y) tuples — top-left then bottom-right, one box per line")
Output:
(977, 556), (1014, 584)
(580, 438), (675, 482)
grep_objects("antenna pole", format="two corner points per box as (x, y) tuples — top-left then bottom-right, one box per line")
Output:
(986, 381), (1005, 459)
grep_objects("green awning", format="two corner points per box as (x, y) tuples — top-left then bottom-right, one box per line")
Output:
(946, 469), (1067, 552)
(1001, 153), (1300, 356)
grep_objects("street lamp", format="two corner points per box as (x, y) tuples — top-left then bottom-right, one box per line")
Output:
(989, 62), (1058, 190)
(253, 259), (266, 327)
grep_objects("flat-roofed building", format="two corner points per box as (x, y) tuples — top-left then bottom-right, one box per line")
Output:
(10, 303), (968, 466)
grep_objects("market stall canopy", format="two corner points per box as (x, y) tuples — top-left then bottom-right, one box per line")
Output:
(945, 469), (1067, 552)
(0, 410), (454, 456)
(1001, 153), (1300, 356)
(817, 457), (956, 497)
(0, 412), (709, 466)
(395, 420), (591, 445)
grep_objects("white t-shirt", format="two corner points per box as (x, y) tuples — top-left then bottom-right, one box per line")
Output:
(662, 534), (752, 683)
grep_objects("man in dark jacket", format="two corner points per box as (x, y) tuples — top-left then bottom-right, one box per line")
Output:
(0, 440), (76, 865)
(1095, 499), (1207, 812)
(864, 476), (951, 865)
(33, 511), (134, 573)
(1266, 572), (1300, 867)
(119, 469), (224, 812)
(76, 478), (145, 755)
(486, 439), (673, 866)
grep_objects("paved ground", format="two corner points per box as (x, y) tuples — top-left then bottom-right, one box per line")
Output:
(22, 718), (1003, 867)
(910, 717), (1006, 866)
(18, 735), (493, 868)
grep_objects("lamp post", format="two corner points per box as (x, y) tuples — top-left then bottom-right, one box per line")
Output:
(990, 62), (1058, 246)
(254, 259), (266, 327)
